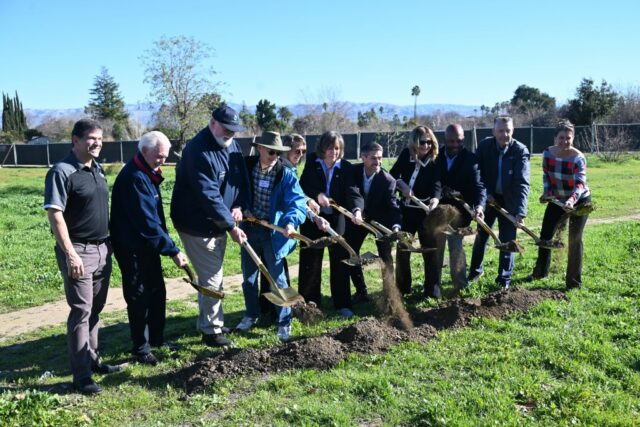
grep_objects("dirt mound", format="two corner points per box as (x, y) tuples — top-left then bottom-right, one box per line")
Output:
(291, 301), (325, 325)
(178, 288), (564, 395)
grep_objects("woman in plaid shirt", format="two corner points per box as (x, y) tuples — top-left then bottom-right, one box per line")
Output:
(529, 119), (591, 288)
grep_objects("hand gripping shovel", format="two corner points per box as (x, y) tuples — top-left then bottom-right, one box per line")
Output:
(448, 191), (524, 254)
(328, 199), (384, 239)
(369, 220), (436, 253)
(489, 201), (564, 250)
(544, 198), (595, 217)
(240, 240), (304, 307)
(243, 216), (335, 249)
(307, 210), (379, 266)
(182, 265), (225, 299)
(406, 194), (434, 214)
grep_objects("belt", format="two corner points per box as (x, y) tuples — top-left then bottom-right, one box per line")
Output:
(72, 238), (108, 245)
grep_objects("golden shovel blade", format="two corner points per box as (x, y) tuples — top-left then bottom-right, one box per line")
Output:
(263, 291), (304, 307)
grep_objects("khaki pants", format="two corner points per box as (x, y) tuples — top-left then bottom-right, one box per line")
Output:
(178, 232), (226, 335)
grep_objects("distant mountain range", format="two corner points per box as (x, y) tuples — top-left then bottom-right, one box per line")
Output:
(25, 102), (480, 128)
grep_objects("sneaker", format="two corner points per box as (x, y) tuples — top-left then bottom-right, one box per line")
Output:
(338, 308), (354, 319)
(276, 325), (291, 342)
(135, 353), (159, 366)
(467, 271), (484, 284)
(92, 362), (125, 375)
(202, 333), (231, 347)
(73, 377), (102, 395)
(235, 316), (258, 331)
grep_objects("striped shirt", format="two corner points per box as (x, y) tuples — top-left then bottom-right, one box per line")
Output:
(251, 163), (276, 219)
(542, 149), (590, 203)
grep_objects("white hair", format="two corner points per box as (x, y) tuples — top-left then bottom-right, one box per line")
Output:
(138, 131), (171, 152)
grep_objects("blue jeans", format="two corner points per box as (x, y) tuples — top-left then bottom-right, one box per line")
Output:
(240, 227), (292, 327)
(469, 199), (517, 285)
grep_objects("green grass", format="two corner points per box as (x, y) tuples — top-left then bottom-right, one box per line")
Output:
(2, 155), (639, 313)
(1, 220), (639, 425)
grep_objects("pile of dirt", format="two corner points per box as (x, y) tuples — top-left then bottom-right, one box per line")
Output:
(291, 301), (325, 325)
(178, 288), (564, 395)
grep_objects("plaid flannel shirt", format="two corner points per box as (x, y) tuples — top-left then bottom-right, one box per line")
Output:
(542, 149), (590, 204)
(252, 164), (276, 219)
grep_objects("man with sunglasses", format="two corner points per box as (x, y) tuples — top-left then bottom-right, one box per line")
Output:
(171, 105), (250, 347)
(235, 131), (307, 341)
(435, 124), (486, 296)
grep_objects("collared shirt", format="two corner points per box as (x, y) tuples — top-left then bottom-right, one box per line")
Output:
(251, 163), (276, 219)
(44, 151), (109, 241)
(317, 158), (342, 214)
(495, 140), (511, 195)
(362, 170), (376, 198)
(445, 153), (458, 171)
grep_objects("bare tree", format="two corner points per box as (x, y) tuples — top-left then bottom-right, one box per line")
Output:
(298, 86), (356, 133)
(140, 36), (223, 152)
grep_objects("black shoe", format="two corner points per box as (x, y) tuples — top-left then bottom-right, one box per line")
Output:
(352, 292), (370, 304)
(92, 362), (125, 375)
(221, 326), (231, 334)
(524, 274), (545, 283)
(423, 284), (442, 299)
(151, 342), (179, 352)
(202, 333), (231, 347)
(136, 352), (159, 366)
(73, 377), (102, 395)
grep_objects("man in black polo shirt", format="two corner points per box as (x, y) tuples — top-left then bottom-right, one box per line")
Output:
(44, 119), (123, 395)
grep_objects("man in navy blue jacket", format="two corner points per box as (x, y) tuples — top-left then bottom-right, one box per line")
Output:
(170, 106), (250, 347)
(469, 117), (530, 288)
(111, 131), (188, 365)
(435, 124), (486, 294)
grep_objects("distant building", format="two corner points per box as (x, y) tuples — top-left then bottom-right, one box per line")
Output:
(27, 136), (50, 145)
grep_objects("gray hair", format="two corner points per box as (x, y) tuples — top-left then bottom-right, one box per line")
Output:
(138, 131), (171, 152)
(361, 142), (383, 156)
(493, 116), (514, 128)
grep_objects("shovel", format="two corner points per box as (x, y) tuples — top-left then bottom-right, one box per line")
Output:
(369, 220), (436, 253)
(243, 216), (336, 249)
(489, 201), (564, 250)
(182, 265), (225, 299)
(240, 240), (304, 307)
(447, 191), (525, 254)
(307, 210), (379, 266)
(544, 198), (595, 217)
(406, 194), (435, 214)
(328, 199), (384, 239)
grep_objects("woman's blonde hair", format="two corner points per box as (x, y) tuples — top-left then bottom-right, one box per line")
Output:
(408, 125), (438, 161)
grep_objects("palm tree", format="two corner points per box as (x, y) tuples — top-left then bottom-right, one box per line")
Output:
(411, 85), (421, 121)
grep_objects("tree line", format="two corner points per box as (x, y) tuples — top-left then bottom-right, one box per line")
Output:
(2, 36), (640, 147)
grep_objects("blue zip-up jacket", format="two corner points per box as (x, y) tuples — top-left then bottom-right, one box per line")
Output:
(243, 156), (307, 260)
(476, 136), (530, 217)
(171, 126), (250, 237)
(110, 152), (179, 256)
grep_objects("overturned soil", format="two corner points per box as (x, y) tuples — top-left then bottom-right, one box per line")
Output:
(178, 288), (565, 395)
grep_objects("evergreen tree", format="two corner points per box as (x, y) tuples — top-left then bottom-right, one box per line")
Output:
(2, 91), (27, 134)
(85, 67), (129, 138)
(256, 99), (279, 131)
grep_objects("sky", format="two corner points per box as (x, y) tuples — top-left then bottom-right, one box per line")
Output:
(1, 0), (639, 111)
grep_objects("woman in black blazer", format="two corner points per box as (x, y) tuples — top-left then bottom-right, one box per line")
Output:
(298, 131), (364, 317)
(389, 126), (442, 297)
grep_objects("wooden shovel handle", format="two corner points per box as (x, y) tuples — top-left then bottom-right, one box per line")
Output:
(244, 217), (313, 245)
(328, 200), (382, 238)
(406, 194), (433, 214)
(450, 194), (501, 243)
(489, 202), (538, 240)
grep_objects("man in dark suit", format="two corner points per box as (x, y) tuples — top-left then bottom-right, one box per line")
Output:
(469, 116), (530, 288)
(345, 142), (402, 302)
(434, 124), (486, 295)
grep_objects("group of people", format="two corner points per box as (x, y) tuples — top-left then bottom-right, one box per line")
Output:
(44, 107), (590, 395)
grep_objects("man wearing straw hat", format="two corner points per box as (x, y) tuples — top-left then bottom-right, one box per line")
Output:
(235, 131), (307, 341)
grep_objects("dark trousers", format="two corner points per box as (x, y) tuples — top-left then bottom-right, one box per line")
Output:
(396, 207), (440, 295)
(55, 242), (111, 382)
(533, 197), (590, 288)
(298, 217), (352, 310)
(114, 247), (166, 356)
(469, 195), (517, 285)
(345, 224), (393, 295)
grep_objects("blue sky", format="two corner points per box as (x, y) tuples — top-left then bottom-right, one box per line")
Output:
(1, 0), (639, 110)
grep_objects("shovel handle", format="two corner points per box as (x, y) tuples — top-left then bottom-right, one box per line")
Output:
(450, 194), (501, 244)
(370, 220), (393, 234)
(241, 240), (278, 290)
(407, 194), (433, 214)
(328, 200), (382, 238)
(244, 217), (313, 246)
(489, 202), (538, 241)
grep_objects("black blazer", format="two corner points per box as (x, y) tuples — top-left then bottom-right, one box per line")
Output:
(351, 163), (402, 228)
(389, 147), (442, 203)
(299, 153), (364, 235)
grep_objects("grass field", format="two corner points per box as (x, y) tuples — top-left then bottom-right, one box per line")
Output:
(1, 156), (640, 425)
(1, 156), (639, 312)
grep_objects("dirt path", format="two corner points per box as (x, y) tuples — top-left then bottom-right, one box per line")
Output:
(1, 213), (637, 342)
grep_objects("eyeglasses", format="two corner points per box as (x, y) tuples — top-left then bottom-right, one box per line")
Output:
(294, 149), (306, 155)
(418, 139), (432, 146)
(267, 150), (277, 156)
